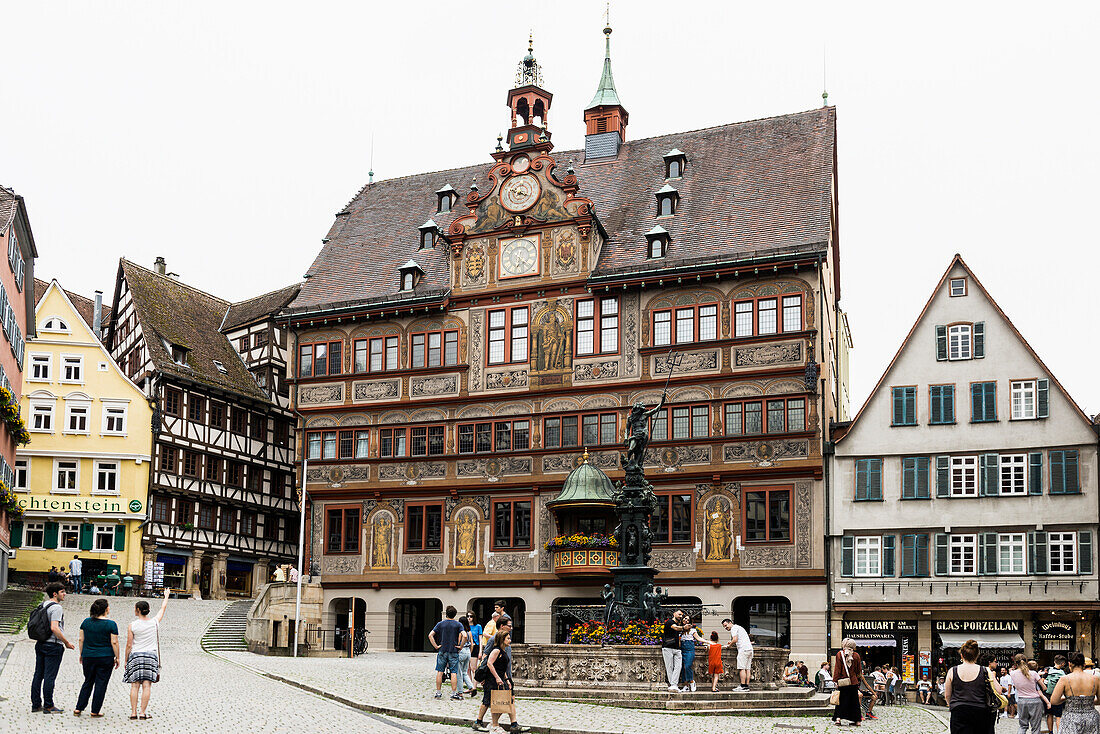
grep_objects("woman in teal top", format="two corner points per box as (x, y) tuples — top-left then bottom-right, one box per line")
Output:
(75, 598), (119, 717)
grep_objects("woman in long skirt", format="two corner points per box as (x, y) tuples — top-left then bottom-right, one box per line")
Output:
(833, 638), (864, 725)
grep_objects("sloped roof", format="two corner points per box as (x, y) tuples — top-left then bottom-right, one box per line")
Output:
(34, 278), (112, 334)
(0, 186), (17, 233)
(290, 107), (836, 312)
(119, 260), (266, 400)
(221, 283), (301, 331)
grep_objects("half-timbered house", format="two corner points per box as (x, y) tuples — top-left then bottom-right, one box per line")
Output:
(106, 258), (299, 597)
(285, 30), (850, 660)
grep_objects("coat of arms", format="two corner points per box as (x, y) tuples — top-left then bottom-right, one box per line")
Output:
(556, 231), (576, 267)
(465, 246), (485, 278)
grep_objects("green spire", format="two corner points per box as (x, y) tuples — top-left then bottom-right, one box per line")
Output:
(585, 25), (622, 111)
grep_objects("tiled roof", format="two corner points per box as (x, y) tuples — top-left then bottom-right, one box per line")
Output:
(290, 107), (836, 312)
(222, 283), (301, 331)
(120, 260), (267, 400)
(34, 278), (113, 334)
(0, 186), (18, 233)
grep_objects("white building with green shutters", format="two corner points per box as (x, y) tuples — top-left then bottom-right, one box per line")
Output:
(828, 255), (1097, 681)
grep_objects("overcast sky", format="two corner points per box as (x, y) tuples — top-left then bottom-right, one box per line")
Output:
(2, 1), (1098, 413)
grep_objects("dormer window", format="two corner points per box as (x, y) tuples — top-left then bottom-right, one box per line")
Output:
(42, 317), (70, 334)
(663, 148), (687, 179)
(949, 278), (967, 297)
(656, 184), (679, 217)
(213, 360), (228, 374)
(645, 226), (670, 259)
(172, 345), (189, 365)
(399, 260), (423, 292)
(419, 219), (439, 250)
(436, 185), (457, 213)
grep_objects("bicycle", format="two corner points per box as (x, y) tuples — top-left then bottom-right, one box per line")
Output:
(353, 628), (369, 656)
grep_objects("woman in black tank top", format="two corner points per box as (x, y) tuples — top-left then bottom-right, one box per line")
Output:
(945, 639), (1002, 734)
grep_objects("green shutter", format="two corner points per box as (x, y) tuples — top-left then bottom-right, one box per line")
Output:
(870, 459), (882, 500)
(855, 460), (867, 500)
(1037, 379), (1049, 419)
(9, 520), (22, 548)
(1028, 531), (1048, 574)
(113, 524), (125, 552)
(1051, 451), (1066, 494)
(905, 389), (916, 425)
(917, 457), (930, 498)
(841, 536), (854, 577)
(931, 387), (942, 424)
(973, 322), (985, 358)
(970, 383), (982, 422)
(1029, 453), (1043, 495)
(944, 385), (955, 422)
(901, 535), (916, 576)
(79, 523), (94, 551)
(1079, 532), (1093, 575)
(902, 458), (915, 499)
(982, 532), (998, 575)
(984, 382), (997, 421)
(883, 535), (896, 577)
(1064, 451), (1079, 493)
(892, 388), (904, 426)
(43, 521), (59, 550)
(983, 454), (999, 496)
(934, 533), (949, 575)
(916, 534), (930, 577)
(935, 456), (950, 498)
(936, 325), (947, 361)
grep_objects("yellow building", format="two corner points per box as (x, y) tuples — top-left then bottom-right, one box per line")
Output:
(9, 280), (152, 579)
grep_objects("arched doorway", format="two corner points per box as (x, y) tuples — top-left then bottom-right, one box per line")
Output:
(329, 597), (367, 653)
(393, 598), (443, 652)
(732, 596), (791, 649)
(468, 597), (526, 643)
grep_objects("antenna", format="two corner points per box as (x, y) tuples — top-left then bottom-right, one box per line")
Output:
(368, 134), (375, 185)
(821, 42), (829, 107)
(605, 0), (610, 25)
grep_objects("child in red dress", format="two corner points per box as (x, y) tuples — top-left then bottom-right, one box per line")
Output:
(707, 631), (724, 692)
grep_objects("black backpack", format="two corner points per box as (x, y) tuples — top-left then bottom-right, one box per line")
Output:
(27, 601), (57, 642)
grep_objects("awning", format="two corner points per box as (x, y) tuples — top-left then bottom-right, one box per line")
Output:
(226, 561), (253, 573)
(157, 554), (187, 566)
(939, 632), (1025, 649)
(852, 638), (896, 647)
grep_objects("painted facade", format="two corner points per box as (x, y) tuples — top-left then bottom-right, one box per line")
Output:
(0, 186), (37, 591)
(286, 34), (847, 661)
(829, 256), (1099, 680)
(10, 281), (151, 579)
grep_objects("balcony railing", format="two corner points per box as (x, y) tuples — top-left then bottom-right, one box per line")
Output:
(552, 548), (619, 577)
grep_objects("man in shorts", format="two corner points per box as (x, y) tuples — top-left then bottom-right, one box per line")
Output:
(429, 605), (466, 700)
(722, 618), (754, 691)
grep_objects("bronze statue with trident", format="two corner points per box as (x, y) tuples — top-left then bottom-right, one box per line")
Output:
(621, 349), (683, 472)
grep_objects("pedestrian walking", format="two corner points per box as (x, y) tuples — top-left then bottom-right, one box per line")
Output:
(458, 615), (476, 696)
(472, 616), (529, 733)
(30, 582), (75, 714)
(428, 605), (465, 700)
(661, 609), (686, 692)
(832, 638), (864, 725)
(468, 611), (483, 687)
(74, 598), (119, 717)
(1047, 655), (1068, 734)
(1013, 653), (1050, 734)
(288, 565), (299, 584)
(479, 611), (499, 663)
(999, 667), (1016, 719)
(124, 588), (169, 720)
(945, 639), (1004, 734)
(69, 555), (83, 593)
(706, 631), (723, 692)
(483, 630), (514, 734)
(1049, 652), (1100, 734)
(721, 617), (754, 691)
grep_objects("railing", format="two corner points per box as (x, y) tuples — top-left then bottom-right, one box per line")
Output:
(552, 548), (619, 576)
(302, 625), (368, 656)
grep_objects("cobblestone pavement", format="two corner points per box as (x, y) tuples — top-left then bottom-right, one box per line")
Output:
(222, 649), (954, 734)
(0, 594), (463, 734)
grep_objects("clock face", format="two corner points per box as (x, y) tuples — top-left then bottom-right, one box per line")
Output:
(499, 236), (540, 278)
(511, 155), (530, 173)
(499, 174), (540, 213)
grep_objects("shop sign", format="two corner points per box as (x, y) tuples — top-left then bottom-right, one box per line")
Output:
(934, 620), (1022, 634)
(1036, 621), (1076, 641)
(842, 620), (917, 638)
(18, 495), (144, 514)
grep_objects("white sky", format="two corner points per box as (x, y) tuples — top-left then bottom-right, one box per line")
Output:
(2, 1), (1098, 414)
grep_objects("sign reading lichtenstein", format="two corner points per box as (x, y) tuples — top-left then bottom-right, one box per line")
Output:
(17, 495), (144, 514)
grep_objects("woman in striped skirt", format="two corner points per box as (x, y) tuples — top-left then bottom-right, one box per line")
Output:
(123, 589), (168, 720)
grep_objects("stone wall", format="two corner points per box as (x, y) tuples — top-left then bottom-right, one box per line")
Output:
(511, 644), (786, 690)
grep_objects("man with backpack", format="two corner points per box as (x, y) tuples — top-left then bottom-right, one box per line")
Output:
(29, 582), (74, 713)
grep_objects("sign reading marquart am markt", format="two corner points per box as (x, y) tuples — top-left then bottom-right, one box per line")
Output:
(18, 496), (143, 514)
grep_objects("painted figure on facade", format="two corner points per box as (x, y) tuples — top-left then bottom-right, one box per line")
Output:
(534, 311), (569, 371)
(622, 394), (666, 471)
(455, 512), (478, 567)
(371, 514), (392, 569)
(706, 498), (732, 561)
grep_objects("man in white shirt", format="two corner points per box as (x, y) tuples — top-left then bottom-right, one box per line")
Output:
(68, 556), (82, 594)
(721, 618), (754, 691)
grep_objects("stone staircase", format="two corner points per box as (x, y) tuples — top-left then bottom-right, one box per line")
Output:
(201, 600), (252, 652)
(0, 587), (43, 634)
(517, 685), (833, 716)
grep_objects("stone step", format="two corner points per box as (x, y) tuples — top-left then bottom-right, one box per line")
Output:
(531, 695), (828, 711)
(633, 705), (832, 717)
(517, 686), (818, 701)
(0, 589), (43, 633)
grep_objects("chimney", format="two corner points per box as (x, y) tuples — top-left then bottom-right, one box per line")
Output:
(93, 291), (103, 335)
(154, 256), (166, 275)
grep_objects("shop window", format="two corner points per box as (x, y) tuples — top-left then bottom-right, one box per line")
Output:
(406, 503), (443, 552)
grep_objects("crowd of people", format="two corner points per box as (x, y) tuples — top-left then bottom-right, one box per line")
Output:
(658, 611), (755, 692)
(28, 583), (170, 719)
(44, 555), (132, 596)
(428, 600), (531, 734)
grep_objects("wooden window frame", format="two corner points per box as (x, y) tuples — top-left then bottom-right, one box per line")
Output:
(723, 397), (806, 436)
(486, 306), (529, 366)
(240, 511), (256, 537)
(457, 420), (530, 454)
(298, 339), (344, 378)
(409, 329), (460, 369)
(158, 445), (177, 473)
(204, 456), (222, 482)
(182, 450), (200, 478)
(650, 303), (720, 347)
(574, 296), (621, 357)
(731, 295), (806, 338)
(152, 496), (170, 523)
(742, 485), (794, 545)
(891, 385), (918, 426)
(187, 394), (205, 423)
(949, 278), (968, 297)
(969, 381), (997, 423)
(649, 403), (711, 442)
(226, 461), (243, 488)
(542, 411), (618, 449)
(357, 335), (400, 373)
(198, 503), (216, 530)
(379, 427), (409, 458)
(854, 458), (883, 501)
(492, 497), (534, 550)
(928, 383), (956, 425)
(946, 322), (973, 361)
(650, 490), (694, 546)
(208, 401), (226, 429)
(404, 502), (443, 553)
(324, 505), (361, 554)
(164, 387), (182, 417)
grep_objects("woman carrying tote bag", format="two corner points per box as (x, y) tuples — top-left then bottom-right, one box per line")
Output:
(832, 638), (864, 725)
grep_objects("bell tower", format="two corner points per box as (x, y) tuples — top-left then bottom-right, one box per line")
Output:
(505, 36), (553, 152)
(583, 24), (628, 161)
